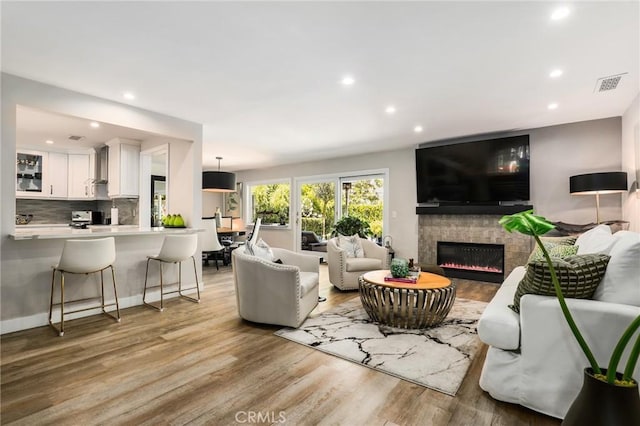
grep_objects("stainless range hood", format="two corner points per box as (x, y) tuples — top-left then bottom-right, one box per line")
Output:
(94, 145), (108, 183)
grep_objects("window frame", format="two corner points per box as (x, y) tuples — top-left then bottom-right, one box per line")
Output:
(244, 177), (293, 230)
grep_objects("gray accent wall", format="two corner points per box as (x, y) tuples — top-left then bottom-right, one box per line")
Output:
(236, 116), (623, 261)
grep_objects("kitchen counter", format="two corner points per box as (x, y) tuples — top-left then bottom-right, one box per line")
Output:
(9, 225), (203, 240)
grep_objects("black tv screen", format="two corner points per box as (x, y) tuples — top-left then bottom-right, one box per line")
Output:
(416, 135), (530, 204)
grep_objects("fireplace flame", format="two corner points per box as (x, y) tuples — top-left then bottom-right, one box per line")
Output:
(438, 262), (502, 273)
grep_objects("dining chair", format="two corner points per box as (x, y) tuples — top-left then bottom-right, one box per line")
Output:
(201, 217), (225, 269)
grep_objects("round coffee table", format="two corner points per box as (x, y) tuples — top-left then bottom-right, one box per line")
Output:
(358, 270), (456, 329)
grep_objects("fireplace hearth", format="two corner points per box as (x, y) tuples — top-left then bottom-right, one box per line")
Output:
(437, 241), (505, 283)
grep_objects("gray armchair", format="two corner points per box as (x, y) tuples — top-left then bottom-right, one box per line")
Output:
(327, 237), (388, 290)
(232, 247), (319, 328)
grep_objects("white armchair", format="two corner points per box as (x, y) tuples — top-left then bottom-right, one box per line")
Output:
(327, 237), (388, 290)
(232, 247), (319, 328)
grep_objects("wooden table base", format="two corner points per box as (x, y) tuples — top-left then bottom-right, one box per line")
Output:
(359, 276), (456, 329)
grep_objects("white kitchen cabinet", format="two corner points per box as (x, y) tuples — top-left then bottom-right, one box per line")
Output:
(16, 149), (47, 198)
(67, 154), (92, 199)
(47, 152), (68, 198)
(106, 138), (141, 198)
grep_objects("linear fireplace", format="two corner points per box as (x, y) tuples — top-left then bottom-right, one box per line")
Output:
(437, 241), (505, 283)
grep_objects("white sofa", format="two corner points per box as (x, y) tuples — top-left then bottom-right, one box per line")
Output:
(232, 247), (319, 328)
(327, 237), (389, 290)
(478, 226), (640, 419)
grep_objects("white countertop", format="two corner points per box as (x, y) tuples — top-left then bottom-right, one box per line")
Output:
(10, 225), (203, 240)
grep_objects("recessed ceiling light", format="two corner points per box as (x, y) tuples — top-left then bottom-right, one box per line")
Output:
(123, 92), (136, 100)
(341, 76), (355, 86)
(414, 125), (423, 133)
(548, 103), (559, 110)
(551, 7), (570, 21)
(90, 121), (100, 128)
(385, 105), (396, 114)
(549, 69), (563, 78)
(45, 140), (54, 144)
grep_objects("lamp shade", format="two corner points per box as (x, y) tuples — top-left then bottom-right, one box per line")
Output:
(203, 171), (236, 192)
(570, 172), (627, 195)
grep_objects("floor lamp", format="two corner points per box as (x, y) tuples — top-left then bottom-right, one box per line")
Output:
(569, 172), (628, 223)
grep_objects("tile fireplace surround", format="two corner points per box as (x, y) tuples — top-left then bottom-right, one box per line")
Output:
(418, 214), (533, 285)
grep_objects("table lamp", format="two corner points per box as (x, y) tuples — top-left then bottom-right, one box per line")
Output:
(569, 171), (627, 223)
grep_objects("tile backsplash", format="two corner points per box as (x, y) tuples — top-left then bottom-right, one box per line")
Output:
(16, 198), (139, 225)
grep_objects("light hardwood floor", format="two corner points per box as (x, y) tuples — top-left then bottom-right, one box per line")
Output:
(1, 264), (561, 425)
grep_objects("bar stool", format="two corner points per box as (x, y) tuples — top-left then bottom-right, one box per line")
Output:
(49, 237), (121, 337)
(143, 234), (200, 311)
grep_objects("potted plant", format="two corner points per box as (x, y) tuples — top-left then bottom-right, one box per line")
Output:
(332, 216), (371, 238)
(500, 210), (640, 425)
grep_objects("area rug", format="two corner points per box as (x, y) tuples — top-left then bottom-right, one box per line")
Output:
(274, 297), (487, 396)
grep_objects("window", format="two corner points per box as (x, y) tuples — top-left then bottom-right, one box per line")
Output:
(340, 176), (384, 237)
(247, 181), (291, 227)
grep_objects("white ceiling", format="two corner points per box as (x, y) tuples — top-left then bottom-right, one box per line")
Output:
(2, 1), (638, 172)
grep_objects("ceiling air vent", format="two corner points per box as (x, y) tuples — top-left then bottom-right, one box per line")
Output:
(68, 135), (85, 141)
(594, 73), (626, 93)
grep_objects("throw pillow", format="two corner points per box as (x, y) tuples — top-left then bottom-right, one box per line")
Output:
(576, 224), (615, 255)
(526, 236), (577, 264)
(246, 238), (274, 261)
(337, 234), (364, 258)
(593, 231), (640, 306)
(510, 254), (611, 313)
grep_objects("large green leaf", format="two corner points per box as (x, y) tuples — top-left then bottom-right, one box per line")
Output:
(499, 210), (555, 236)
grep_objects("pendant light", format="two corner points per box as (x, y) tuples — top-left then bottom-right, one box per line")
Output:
(203, 157), (236, 192)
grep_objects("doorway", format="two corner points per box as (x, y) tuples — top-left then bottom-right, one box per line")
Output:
(294, 169), (387, 252)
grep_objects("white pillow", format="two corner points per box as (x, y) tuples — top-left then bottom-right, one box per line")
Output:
(576, 224), (615, 255)
(337, 234), (364, 258)
(246, 238), (274, 261)
(593, 232), (640, 306)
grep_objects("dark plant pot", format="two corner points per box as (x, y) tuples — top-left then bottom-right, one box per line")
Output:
(563, 368), (640, 426)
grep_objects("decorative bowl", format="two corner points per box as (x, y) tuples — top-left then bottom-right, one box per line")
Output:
(390, 258), (410, 278)
(15, 214), (34, 225)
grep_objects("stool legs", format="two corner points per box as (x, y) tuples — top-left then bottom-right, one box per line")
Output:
(48, 267), (120, 337)
(143, 258), (164, 311)
(101, 266), (121, 322)
(179, 256), (201, 303)
(143, 257), (200, 311)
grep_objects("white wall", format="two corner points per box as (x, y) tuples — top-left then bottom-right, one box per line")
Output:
(622, 95), (640, 231)
(530, 117), (622, 223)
(1, 74), (204, 332)
(237, 117), (623, 260)
(202, 191), (224, 217)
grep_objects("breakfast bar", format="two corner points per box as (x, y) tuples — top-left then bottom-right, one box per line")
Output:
(4, 225), (204, 334)
(10, 225), (201, 240)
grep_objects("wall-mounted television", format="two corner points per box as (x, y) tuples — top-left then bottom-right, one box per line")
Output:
(416, 135), (530, 205)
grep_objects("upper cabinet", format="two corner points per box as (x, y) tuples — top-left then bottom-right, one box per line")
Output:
(48, 152), (68, 198)
(16, 150), (46, 197)
(67, 153), (93, 199)
(16, 149), (100, 200)
(106, 138), (141, 198)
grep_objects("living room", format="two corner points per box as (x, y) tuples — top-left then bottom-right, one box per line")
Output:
(1, 2), (639, 425)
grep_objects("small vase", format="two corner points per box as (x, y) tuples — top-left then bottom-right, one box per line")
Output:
(390, 258), (409, 278)
(562, 368), (640, 426)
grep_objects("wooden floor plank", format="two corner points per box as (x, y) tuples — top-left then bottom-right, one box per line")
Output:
(1, 264), (560, 425)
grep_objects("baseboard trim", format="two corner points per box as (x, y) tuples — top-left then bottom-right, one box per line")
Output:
(0, 286), (200, 335)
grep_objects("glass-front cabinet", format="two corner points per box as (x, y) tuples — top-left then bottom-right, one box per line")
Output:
(16, 150), (46, 197)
